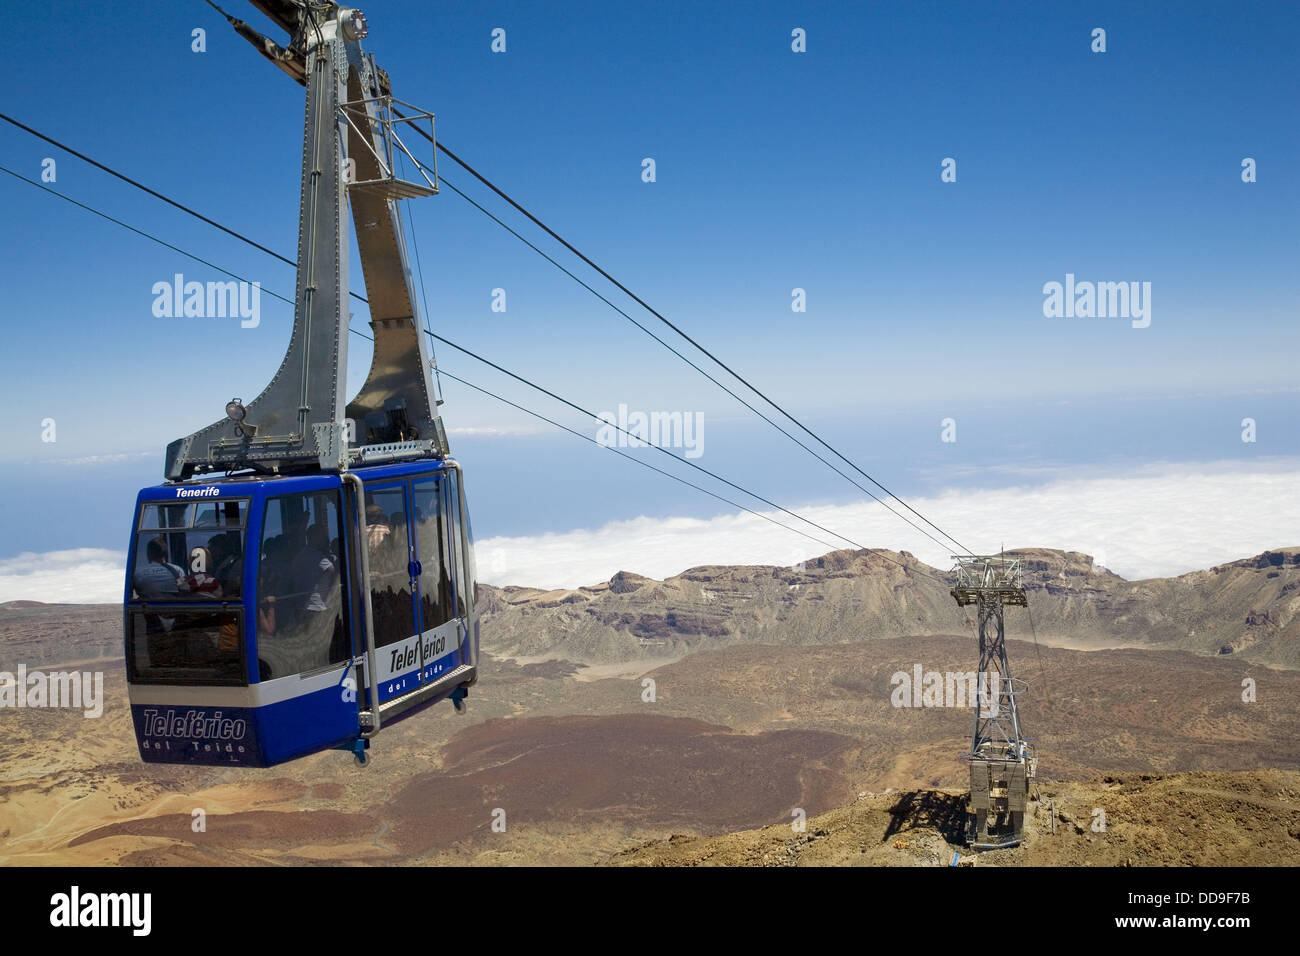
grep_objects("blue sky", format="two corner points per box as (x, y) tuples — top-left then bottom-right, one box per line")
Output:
(0, 1), (1297, 595)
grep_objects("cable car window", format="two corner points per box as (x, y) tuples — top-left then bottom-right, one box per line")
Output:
(139, 503), (191, 530)
(256, 490), (349, 679)
(412, 478), (452, 630)
(363, 487), (417, 648)
(446, 471), (470, 615)
(461, 480), (479, 607)
(129, 498), (248, 602)
(193, 499), (247, 528)
(127, 608), (245, 685)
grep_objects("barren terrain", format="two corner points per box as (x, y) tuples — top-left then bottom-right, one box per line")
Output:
(1, 547), (1297, 866)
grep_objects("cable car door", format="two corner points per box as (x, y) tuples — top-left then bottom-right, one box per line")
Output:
(250, 483), (360, 764)
(411, 475), (463, 682)
(358, 482), (423, 704)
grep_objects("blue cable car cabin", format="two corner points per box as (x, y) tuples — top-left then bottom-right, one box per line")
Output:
(122, 2), (486, 765)
(124, 460), (479, 767)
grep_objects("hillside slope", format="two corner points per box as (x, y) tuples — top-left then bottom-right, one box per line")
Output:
(610, 770), (1300, 867)
(480, 547), (1300, 668)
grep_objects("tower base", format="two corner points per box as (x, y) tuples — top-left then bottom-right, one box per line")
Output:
(968, 759), (1029, 849)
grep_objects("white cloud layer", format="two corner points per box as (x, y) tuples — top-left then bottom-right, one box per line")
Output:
(21, 451), (157, 468)
(474, 459), (1300, 589)
(0, 549), (126, 605)
(3, 460), (1297, 603)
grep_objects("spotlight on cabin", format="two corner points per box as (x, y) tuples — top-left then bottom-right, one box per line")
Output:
(226, 399), (257, 437)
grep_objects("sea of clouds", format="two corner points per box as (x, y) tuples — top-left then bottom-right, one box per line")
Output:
(3, 459), (1296, 603)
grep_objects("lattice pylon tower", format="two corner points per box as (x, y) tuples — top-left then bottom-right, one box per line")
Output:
(950, 555), (1034, 849)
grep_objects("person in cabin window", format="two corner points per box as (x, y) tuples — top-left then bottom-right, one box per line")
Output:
(134, 536), (187, 648)
(133, 537), (185, 601)
(292, 523), (340, 665)
(258, 536), (291, 636)
(292, 523), (338, 616)
(215, 531), (243, 597)
(365, 503), (390, 553)
(185, 545), (223, 598)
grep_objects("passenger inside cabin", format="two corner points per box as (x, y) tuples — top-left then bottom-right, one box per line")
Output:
(365, 503), (390, 553)
(133, 537), (185, 601)
(215, 531), (243, 596)
(185, 546), (222, 598)
(292, 523), (338, 616)
(258, 536), (289, 634)
(283, 510), (309, 550)
(386, 511), (408, 570)
(287, 523), (340, 660)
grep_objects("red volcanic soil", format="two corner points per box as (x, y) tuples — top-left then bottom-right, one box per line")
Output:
(69, 809), (373, 850)
(387, 714), (861, 849)
(71, 714), (862, 864)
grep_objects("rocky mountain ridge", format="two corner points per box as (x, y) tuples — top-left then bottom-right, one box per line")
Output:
(478, 546), (1300, 668)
